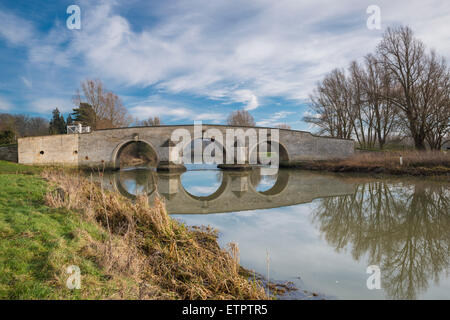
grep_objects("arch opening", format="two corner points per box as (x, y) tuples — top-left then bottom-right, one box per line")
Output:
(250, 167), (290, 196)
(181, 170), (226, 200)
(182, 137), (227, 170)
(114, 169), (157, 199)
(249, 140), (290, 167)
(115, 140), (158, 169)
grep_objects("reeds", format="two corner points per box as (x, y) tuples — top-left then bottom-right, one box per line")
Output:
(42, 169), (266, 300)
(343, 150), (450, 168)
(292, 150), (449, 176)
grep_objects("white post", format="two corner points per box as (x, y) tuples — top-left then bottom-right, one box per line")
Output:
(236, 146), (248, 164)
(169, 145), (180, 164)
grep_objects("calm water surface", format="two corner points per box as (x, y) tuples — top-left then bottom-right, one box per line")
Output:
(102, 166), (450, 300)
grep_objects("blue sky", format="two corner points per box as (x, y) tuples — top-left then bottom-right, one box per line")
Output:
(0, 0), (449, 130)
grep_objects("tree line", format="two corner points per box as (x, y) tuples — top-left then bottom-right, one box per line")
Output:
(304, 26), (450, 150)
(0, 79), (164, 145)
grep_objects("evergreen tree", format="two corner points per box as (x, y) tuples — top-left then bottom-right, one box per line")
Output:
(71, 103), (96, 128)
(66, 114), (73, 126)
(49, 108), (66, 134)
(0, 130), (15, 145)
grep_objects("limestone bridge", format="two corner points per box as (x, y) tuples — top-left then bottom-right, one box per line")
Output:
(18, 124), (354, 170)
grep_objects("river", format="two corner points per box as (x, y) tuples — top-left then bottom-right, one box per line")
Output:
(100, 165), (450, 300)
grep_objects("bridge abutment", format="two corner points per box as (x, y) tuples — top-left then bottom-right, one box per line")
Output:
(217, 163), (254, 171)
(156, 161), (187, 172)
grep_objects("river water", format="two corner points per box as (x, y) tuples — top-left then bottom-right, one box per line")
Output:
(101, 165), (450, 300)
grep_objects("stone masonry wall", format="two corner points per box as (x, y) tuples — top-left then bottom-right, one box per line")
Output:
(18, 125), (355, 168)
(18, 134), (79, 166)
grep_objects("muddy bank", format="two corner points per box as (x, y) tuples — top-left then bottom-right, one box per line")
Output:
(285, 161), (450, 177)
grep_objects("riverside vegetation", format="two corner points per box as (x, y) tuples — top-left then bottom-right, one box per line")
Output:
(0, 160), (266, 299)
(290, 151), (450, 177)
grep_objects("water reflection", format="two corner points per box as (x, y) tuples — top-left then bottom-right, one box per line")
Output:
(114, 168), (157, 198)
(102, 168), (356, 214)
(99, 169), (450, 299)
(312, 180), (450, 299)
(181, 170), (223, 197)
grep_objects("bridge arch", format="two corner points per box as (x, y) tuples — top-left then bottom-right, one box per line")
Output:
(248, 140), (290, 166)
(181, 136), (228, 165)
(113, 169), (157, 199)
(181, 172), (230, 201)
(250, 169), (290, 196)
(112, 139), (160, 170)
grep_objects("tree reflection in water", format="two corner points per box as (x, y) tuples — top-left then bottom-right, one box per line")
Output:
(311, 180), (449, 299)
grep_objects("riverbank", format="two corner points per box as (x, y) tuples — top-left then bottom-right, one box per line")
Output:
(0, 160), (266, 299)
(285, 151), (450, 177)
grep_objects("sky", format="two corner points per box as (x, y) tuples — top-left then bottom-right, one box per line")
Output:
(0, 0), (449, 130)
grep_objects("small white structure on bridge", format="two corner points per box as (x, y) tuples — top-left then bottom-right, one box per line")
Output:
(67, 124), (91, 134)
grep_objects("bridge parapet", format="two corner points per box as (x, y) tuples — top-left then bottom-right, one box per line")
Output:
(18, 125), (354, 169)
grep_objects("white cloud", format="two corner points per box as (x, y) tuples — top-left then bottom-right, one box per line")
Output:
(130, 105), (190, 120)
(256, 111), (295, 127)
(64, 0), (450, 104)
(232, 90), (259, 110)
(31, 98), (72, 114)
(129, 105), (225, 122)
(0, 11), (33, 45)
(302, 111), (321, 131)
(187, 185), (221, 195)
(21, 76), (32, 89)
(0, 96), (13, 111)
(2, 0), (450, 116)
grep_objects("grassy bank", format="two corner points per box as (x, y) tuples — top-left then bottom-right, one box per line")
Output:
(0, 160), (43, 175)
(0, 160), (266, 299)
(288, 151), (450, 177)
(0, 173), (126, 299)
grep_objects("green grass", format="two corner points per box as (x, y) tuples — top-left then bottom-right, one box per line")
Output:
(0, 162), (138, 299)
(0, 161), (267, 299)
(0, 160), (43, 175)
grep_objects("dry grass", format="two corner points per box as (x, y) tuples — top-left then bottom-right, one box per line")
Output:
(344, 151), (450, 168)
(42, 169), (266, 300)
(291, 151), (450, 176)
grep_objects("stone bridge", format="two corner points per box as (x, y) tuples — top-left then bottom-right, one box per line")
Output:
(18, 124), (354, 170)
(98, 169), (356, 214)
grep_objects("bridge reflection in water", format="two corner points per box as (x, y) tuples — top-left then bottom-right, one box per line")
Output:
(98, 169), (450, 299)
(100, 168), (356, 214)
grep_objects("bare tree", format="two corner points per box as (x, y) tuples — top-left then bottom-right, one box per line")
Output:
(375, 26), (448, 150)
(348, 61), (377, 148)
(424, 58), (450, 149)
(305, 61), (399, 148)
(304, 69), (354, 139)
(227, 109), (255, 126)
(138, 116), (162, 126)
(276, 123), (291, 129)
(0, 113), (49, 141)
(361, 55), (399, 149)
(26, 116), (49, 136)
(73, 79), (132, 129)
(305, 25), (449, 150)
